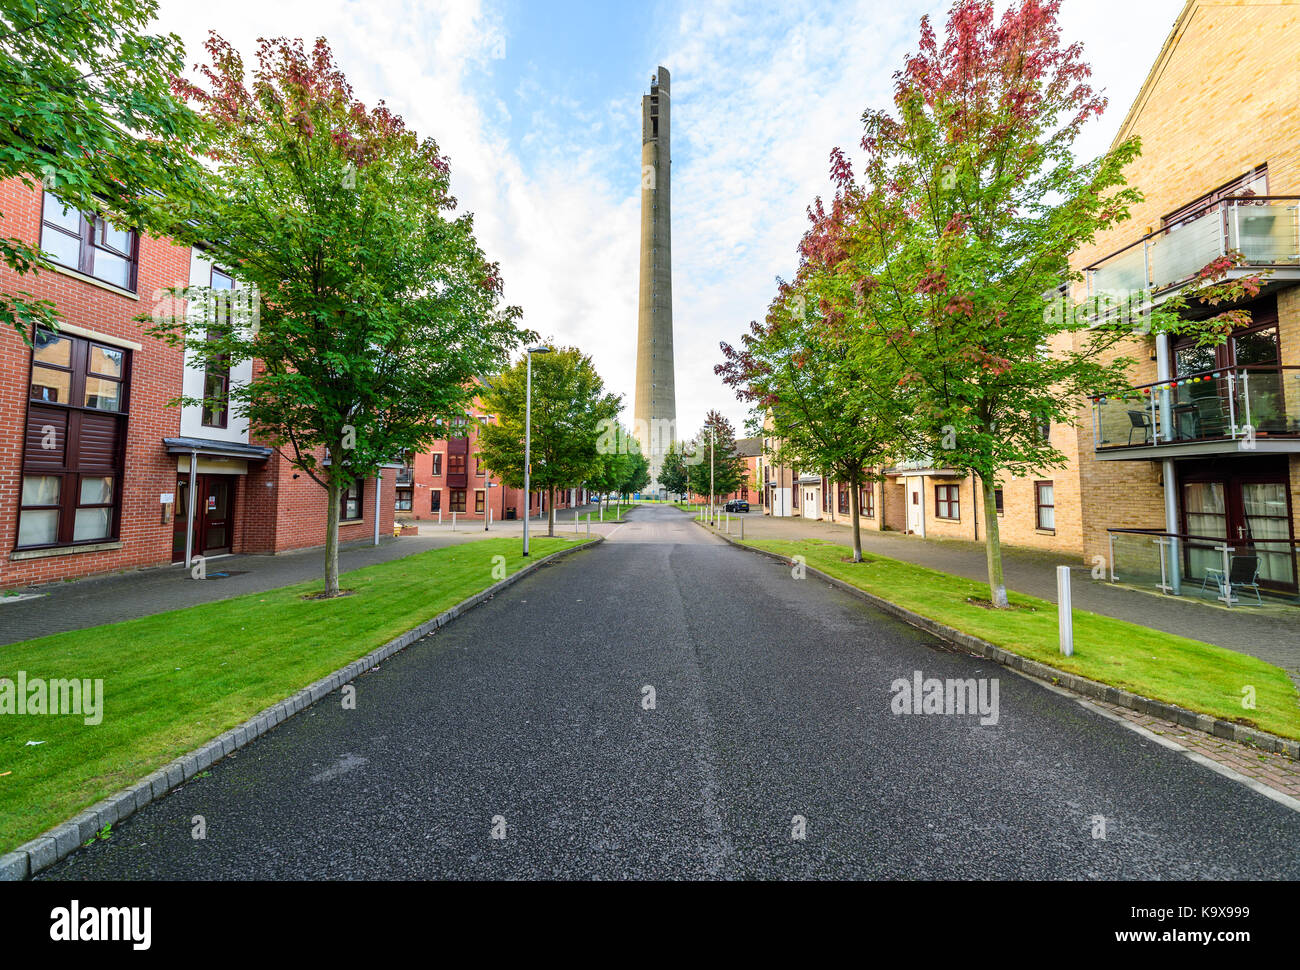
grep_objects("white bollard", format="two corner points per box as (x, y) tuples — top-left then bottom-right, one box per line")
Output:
(1057, 566), (1073, 657)
(452, 511), (457, 531)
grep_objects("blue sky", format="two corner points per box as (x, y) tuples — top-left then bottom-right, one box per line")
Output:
(157, 0), (1187, 438)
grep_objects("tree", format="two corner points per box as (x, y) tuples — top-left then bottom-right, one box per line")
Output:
(657, 441), (689, 499)
(718, 262), (905, 561)
(830, 0), (1161, 607)
(0, 0), (204, 340)
(686, 411), (746, 505)
(589, 422), (640, 513)
(154, 35), (523, 596)
(476, 345), (620, 537)
(617, 448), (651, 499)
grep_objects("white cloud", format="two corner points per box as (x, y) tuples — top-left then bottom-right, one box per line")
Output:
(156, 0), (1186, 441)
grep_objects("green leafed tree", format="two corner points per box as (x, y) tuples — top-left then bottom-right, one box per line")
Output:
(686, 410), (746, 505)
(0, 0), (204, 340)
(476, 345), (620, 537)
(152, 35), (524, 596)
(657, 440), (689, 499)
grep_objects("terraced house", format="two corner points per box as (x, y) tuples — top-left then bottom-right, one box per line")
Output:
(0, 178), (392, 590)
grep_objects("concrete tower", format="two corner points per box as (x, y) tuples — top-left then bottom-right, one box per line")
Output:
(633, 66), (675, 488)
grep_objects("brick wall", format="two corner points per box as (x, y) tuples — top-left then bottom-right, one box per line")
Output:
(0, 178), (190, 589)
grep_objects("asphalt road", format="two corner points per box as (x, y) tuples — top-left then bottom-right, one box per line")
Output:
(41, 505), (1300, 879)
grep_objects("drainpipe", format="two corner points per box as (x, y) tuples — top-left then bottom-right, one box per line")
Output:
(1155, 333), (1181, 594)
(373, 469), (382, 546)
(184, 448), (198, 569)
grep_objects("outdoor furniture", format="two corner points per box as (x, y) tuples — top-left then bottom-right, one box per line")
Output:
(1201, 554), (1264, 605)
(1172, 402), (1200, 440)
(1126, 410), (1153, 445)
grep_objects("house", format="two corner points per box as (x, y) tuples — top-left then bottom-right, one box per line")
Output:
(0, 178), (392, 589)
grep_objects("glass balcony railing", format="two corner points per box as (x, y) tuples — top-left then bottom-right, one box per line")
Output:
(1106, 529), (1300, 605)
(395, 467), (414, 486)
(1091, 365), (1300, 451)
(1085, 197), (1300, 305)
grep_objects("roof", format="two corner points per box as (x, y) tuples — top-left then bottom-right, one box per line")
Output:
(733, 437), (762, 458)
(163, 436), (273, 460)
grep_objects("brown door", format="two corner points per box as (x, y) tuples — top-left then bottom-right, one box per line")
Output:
(1180, 459), (1296, 592)
(172, 474), (236, 561)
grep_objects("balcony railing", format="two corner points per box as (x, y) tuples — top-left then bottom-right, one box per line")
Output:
(1106, 528), (1299, 606)
(1085, 196), (1300, 302)
(395, 466), (414, 486)
(1092, 365), (1300, 452)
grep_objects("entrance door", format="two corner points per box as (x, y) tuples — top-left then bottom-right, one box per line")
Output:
(803, 487), (818, 520)
(907, 480), (925, 536)
(172, 474), (236, 561)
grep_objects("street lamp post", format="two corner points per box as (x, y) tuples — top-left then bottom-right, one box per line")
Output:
(709, 426), (715, 525)
(523, 345), (551, 556)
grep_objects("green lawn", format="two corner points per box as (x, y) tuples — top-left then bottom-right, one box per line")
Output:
(0, 536), (580, 853)
(739, 536), (1300, 740)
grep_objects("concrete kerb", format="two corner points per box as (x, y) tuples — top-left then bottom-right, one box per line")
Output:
(1, 535), (604, 881)
(694, 518), (1300, 763)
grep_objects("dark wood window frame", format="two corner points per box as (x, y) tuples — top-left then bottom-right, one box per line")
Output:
(430, 489), (441, 513)
(474, 489), (485, 513)
(1035, 480), (1056, 533)
(201, 267), (234, 429)
(19, 328), (130, 549)
(934, 483), (960, 521)
(450, 489), (467, 513)
(994, 487), (1005, 516)
(39, 190), (140, 292)
(448, 453), (466, 477)
(395, 488), (413, 512)
(431, 453), (443, 477)
(340, 479), (364, 522)
(860, 485), (875, 518)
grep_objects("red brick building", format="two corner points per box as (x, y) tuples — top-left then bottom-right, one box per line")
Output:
(0, 178), (392, 590)
(393, 398), (589, 523)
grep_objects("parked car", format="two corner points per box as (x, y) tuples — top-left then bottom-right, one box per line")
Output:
(723, 500), (750, 513)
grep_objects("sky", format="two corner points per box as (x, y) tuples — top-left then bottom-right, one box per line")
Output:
(155, 0), (1187, 439)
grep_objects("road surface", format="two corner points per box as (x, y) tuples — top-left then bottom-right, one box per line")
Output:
(41, 505), (1300, 879)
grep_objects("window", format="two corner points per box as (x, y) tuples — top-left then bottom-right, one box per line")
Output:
(1035, 481), (1055, 532)
(994, 487), (1005, 515)
(201, 268), (234, 428)
(935, 484), (960, 520)
(430, 489), (441, 513)
(475, 490), (485, 513)
(341, 479), (364, 521)
(448, 453), (466, 477)
(40, 192), (139, 291)
(837, 485), (849, 515)
(395, 488), (413, 512)
(450, 489), (467, 513)
(861, 486), (875, 518)
(431, 453), (443, 477)
(19, 329), (129, 548)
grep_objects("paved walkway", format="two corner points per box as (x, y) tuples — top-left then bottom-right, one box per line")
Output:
(699, 509), (1300, 680)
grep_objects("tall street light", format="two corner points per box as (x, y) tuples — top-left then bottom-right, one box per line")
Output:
(523, 345), (551, 556)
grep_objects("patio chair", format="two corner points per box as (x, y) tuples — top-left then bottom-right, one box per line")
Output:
(1126, 410), (1153, 445)
(1201, 553), (1263, 605)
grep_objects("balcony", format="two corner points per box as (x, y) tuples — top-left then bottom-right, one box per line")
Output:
(395, 466), (414, 486)
(1085, 196), (1300, 309)
(1106, 529), (1298, 606)
(1091, 365), (1300, 459)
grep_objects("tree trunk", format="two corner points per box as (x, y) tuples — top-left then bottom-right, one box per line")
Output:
(979, 474), (1009, 608)
(324, 477), (341, 597)
(547, 485), (556, 537)
(849, 473), (863, 563)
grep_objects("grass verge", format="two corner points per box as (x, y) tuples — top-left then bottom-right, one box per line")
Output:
(737, 536), (1300, 740)
(0, 535), (580, 853)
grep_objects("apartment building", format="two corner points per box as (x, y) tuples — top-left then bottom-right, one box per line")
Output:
(393, 398), (589, 523)
(1071, 0), (1300, 599)
(0, 178), (392, 589)
(788, 2), (1300, 606)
